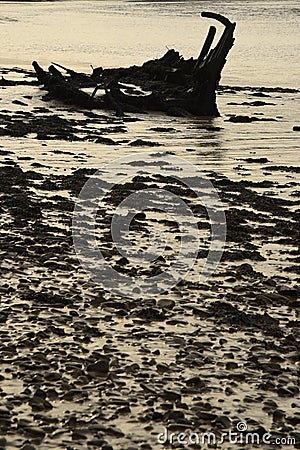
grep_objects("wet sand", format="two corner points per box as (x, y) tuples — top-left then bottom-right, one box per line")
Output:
(0, 67), (299, 449)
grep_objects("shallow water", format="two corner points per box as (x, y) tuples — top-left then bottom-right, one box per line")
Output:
(0, 0), (299, 88)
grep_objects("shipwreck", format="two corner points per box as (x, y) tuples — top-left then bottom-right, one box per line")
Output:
(32, 12), (236, 117)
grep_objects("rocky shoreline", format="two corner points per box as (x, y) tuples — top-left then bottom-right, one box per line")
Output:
(0, 67), (299, 449)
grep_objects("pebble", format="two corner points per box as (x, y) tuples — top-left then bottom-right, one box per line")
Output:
(86, 358), (110, 376)
(23, 427), (46, 438)
(215, 415), (232, 428)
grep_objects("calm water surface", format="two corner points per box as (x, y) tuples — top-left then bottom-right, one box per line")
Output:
(0, 0), (299, 88)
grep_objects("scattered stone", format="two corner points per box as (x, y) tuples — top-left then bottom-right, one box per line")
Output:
(241, 157), (269, 163)
(129, 139), (161, 147)
(12, 99), (28, 106)
(228, 115), (276, 123)
(95, 136), (117, 145)
(149, 127), (176, 133)
(86, 358), (110, 377)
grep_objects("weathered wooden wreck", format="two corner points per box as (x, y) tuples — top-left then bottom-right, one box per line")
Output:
(32, 12), (236, 117)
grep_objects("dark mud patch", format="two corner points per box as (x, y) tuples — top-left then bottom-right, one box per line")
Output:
(264, 165), (300, 174)
(0, 110), (128, 142)
(228, 115), (277, 123)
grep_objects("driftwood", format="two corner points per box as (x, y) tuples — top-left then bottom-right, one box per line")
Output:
(32, 12), (236, 117)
